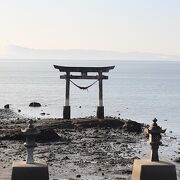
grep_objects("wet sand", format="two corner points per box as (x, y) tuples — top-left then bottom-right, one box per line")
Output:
(0, 109), (179, 180)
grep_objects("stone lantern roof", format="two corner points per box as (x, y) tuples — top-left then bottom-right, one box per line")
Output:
(21, 119), (40, 136)
(148, 118), (166, 134)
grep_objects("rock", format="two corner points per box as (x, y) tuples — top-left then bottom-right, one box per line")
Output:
(40, 112), (45, 116)
(1, 130), (24, 141)
(76, 174), (81, 178)
(62, 156), (69, 160)
(4, 104), (10, 109)
(1, 129), (61, 143)
(121, 169), (132, 174)
(18, 109), (21, 113)
(36, 129), (61, 143)
(170, 136), (177, 139)
(123, 120), (142, 133)
(29, 102), (41, 107)
(74, 118), (124, 129)
(174, 157), (180, 163)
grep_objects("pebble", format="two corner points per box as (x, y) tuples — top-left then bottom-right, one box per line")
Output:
(40, 112), (45, 116)
(76, 174), (81, 178)
(62, 156), (69, 160)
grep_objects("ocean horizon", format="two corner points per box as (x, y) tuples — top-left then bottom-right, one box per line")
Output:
(0, 59), (180, 136)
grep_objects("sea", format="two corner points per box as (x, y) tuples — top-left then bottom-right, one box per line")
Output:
(0, 59), (180, 136)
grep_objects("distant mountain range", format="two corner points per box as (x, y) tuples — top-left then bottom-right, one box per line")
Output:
(0, 45), (179, 60)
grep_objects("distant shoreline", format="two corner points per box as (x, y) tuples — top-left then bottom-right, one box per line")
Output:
(1, 45), (180, 61)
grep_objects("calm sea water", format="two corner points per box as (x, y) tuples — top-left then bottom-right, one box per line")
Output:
(0, 60), (180, 135)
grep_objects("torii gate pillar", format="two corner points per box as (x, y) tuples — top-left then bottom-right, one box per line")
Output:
(63, 72), (71, 119)
(97, 71), (104, 119)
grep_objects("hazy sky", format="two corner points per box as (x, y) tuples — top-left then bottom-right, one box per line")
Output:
(0, 0), (180, 55)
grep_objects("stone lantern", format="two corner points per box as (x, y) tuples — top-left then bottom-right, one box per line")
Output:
(148, 118), (166, 161)
(11, 119), (49, 180)
(132, 118), (177, 180)
(21, 119), (40, 164)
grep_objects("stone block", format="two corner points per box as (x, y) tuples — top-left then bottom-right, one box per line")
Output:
(11, 161), (49, 180)
(131, 159), (177, 180)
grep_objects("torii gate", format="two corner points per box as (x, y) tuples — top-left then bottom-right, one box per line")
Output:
(54, 65), (115, 119)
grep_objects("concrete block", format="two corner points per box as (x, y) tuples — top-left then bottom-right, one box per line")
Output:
(11, 161), (49, 180)
(131, 159), (177, 180)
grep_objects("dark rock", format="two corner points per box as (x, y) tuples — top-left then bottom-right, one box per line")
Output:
(1, 130), (24, 141)
(174, 157), (180, 163)
(123, 120), (142, 133)
(40, 112), (45, 116)
(76, 174), (81, 178)
(74, 118), (124, 129)
(170, 136), (177, 140)
(2, 129), (61, 143)
(4, 104), (10, 109)
(36, 129), (61, 143)
(29, 102), (41, 107)
(121, 169), (132, 174)
(62, 156), (69, 160)
(0, 145), (7, 148)
(18, 109), (21, 113)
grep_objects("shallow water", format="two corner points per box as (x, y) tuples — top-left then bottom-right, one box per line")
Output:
(0, 59), (180, 135)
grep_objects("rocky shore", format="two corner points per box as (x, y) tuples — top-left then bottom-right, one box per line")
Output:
(0, 109), (179, 180)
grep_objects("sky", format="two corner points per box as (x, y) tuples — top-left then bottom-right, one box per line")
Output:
(0, 0), (180, 56)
